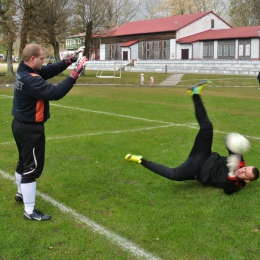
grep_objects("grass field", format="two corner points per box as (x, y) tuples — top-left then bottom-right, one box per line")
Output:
(1, 71), (260, 260)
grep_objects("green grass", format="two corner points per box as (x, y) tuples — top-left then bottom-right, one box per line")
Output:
(1, 73), (260, 260)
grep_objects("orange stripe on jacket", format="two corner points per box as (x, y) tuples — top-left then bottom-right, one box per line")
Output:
(29, 73), (44, 122)
(36, 99), (44, 122)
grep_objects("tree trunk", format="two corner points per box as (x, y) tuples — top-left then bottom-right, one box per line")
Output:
(82, 21), (93, 76)
(7, 43), (14, 76)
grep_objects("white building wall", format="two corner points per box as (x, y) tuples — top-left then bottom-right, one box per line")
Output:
(130, 44), (138, 59)
(173, 13), (231, 60)
(176, 13), (231, 40)
(121, 44), (138, 60)
(100, 44), (105, 60)
(170, 39), (176, 59)
(121, 47), (130, 59)
(235, 40), (238, 59)
(192, 42), (203, 59)
(214, 41), (218, 59)
(176, 44), (192, 59)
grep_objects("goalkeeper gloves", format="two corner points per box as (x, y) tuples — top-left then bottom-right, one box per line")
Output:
(226, 154), (241, 178)
(69, 56), (88, 80)
(65, 54), (78, 65)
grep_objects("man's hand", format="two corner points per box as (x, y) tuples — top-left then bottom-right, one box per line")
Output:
(69, 56), (88, 80)
(226, 154), (240, 177)
(65, 54), (78, 65)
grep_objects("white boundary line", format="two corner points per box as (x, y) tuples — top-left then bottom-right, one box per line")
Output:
(2, 97), (260, 141)
(0, 125), (175, 146)
(0, 170), (163, 260)
(50, 103), (181, 125)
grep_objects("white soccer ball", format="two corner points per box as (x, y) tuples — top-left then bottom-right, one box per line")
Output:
(225, 132), (250, 154)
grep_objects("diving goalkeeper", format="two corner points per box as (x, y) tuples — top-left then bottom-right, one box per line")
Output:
(125, 81), (259, 194)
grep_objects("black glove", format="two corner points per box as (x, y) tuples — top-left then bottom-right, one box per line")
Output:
(69, 56), (88, 80)
(65, 54), (77, 65)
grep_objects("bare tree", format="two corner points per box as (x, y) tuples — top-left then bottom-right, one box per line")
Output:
(0, 0), (18, 75)
(148, 0), (227, 17)
(17, 0), (45, 60)
(37, 0), (72, 61)
(74, 0), (107, 61)
(103, 0), (143, 26)
(228, 0), (258, 26)
(139, 0), (167, 19)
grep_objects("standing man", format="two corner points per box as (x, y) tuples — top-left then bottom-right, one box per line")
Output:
(125, 80), (259, 194)
(12, 43), (88, 221)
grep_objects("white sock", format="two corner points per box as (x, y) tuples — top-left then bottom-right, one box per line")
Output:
(21, 182), (36, 214)
(15, 172), (22, 194)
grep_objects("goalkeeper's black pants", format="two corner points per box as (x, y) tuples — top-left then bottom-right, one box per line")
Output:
(12, 118), (45, 183)
(140, 94), (213, 181)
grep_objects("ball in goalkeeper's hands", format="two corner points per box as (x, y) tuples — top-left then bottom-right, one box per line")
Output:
(225, 132), (250, 154)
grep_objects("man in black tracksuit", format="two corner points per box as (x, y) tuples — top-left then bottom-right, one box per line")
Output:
(125, 81), (259, 194)
(12, 43), (88, 221)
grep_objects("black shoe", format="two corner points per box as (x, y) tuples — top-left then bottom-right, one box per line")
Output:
(14, 193), (23, 203)
(24, 209), (52, 221)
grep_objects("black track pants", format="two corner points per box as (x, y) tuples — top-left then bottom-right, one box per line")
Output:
(12, 118), (45, 183)
(141, 94), (213, 181)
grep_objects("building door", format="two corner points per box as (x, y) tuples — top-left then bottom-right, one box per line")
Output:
(181, 49), (189, 59)
(123, 51), (128, 60)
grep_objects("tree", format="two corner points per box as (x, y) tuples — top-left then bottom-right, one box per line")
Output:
(17, 0), (45, 61)
(36, 0), (72, 61)
(139, 0), (167, 19)
(158, 0), (226, 16)
(103, 0), (143, 26)
(0, 0), (18, 75)
(17, 0), (72, 62)
(228, 0), (258, 26)
(74, 0), (107, 61)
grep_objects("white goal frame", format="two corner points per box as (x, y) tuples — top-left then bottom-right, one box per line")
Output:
(96, 61), (122, 78)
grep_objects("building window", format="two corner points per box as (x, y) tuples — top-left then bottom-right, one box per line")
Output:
(245, 44), (250, 56)
(158, 40), (166, 58)
(239, 44), (244, 56)
(162, 40), (166, 58)
(218, 45), (222, 56)
(209, 45), (214, 56)
(211, 19), (214, 29)
(108, 44), (115, 59)
(203, 46), (208, 56)
(230, 45), (235, 56)
(224, 45), (229, 56)
(146, 42), (150, 58)
(142, 42), (145, 58)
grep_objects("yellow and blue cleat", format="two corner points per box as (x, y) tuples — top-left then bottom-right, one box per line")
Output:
(187, 80), (212, 96)
(125, 154), (142, 164)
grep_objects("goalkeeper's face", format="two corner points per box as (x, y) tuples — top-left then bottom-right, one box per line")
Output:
(235, 166), (255, 182)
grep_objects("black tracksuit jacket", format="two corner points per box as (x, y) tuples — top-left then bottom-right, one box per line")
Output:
(12, 60), (76, 123)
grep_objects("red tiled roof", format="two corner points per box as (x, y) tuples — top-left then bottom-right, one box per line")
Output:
(177, 26), (260, 43)
(100, 11), (224, 37)
(121, 40), (139, 47)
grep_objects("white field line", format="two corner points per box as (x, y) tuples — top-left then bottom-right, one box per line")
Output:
(0, 125), (175, 146)
(2, 96), (260, 141)
(0, 95), (12, 99)
(0, 170), (163, 260)
(50, 103), (180, 125)
(50, 103), (260, 141)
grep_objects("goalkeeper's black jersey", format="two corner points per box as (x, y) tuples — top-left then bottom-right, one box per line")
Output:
(199, 152), (246, 192)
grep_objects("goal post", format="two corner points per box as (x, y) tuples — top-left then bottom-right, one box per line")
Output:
(96, 61), (122, 78)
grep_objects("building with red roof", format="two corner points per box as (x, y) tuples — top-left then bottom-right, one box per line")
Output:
(65, 11), (260, 61)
